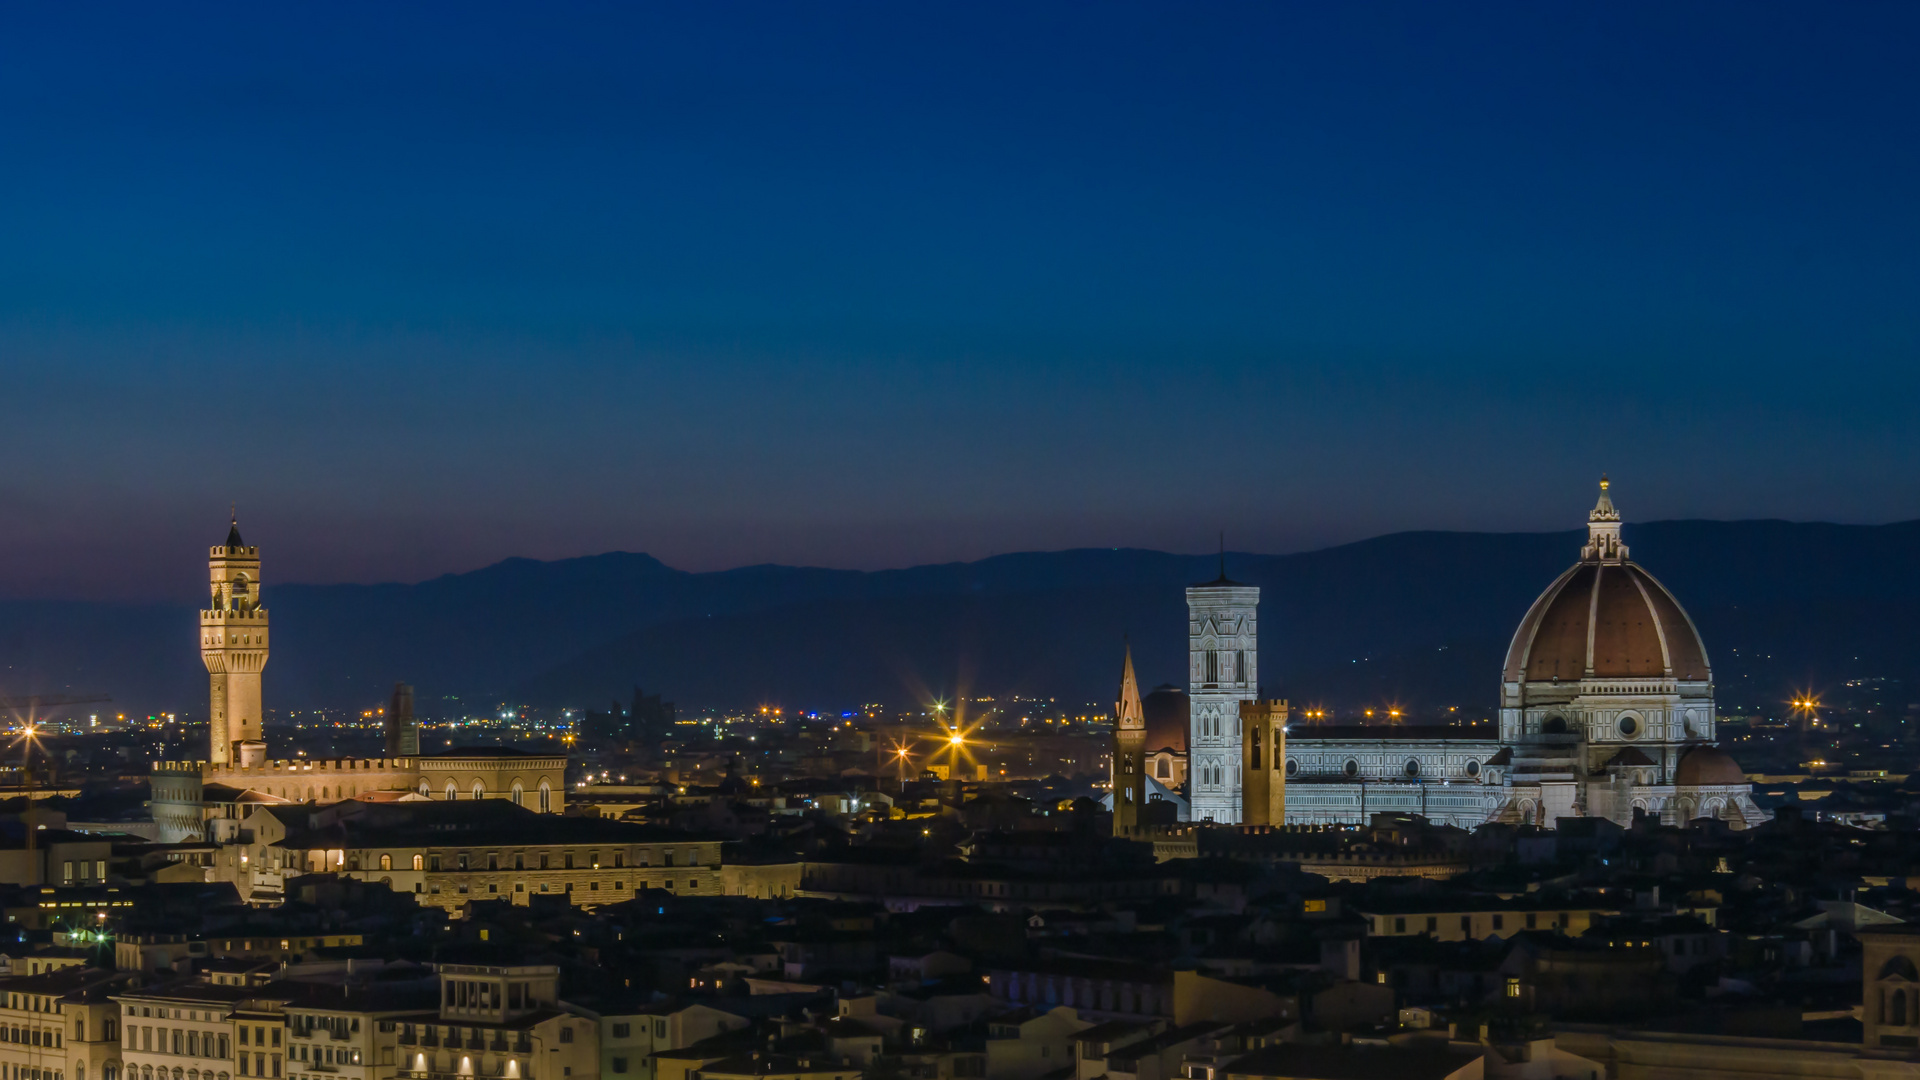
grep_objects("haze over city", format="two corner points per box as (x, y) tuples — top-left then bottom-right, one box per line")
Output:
(4, 3), (1918, 601)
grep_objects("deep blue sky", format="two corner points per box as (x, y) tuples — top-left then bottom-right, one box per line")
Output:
(3, 3), (1917, 601)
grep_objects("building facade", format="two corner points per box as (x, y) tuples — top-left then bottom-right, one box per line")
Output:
(111, 982), (249, 1080)
(0, 968), (128, 1080)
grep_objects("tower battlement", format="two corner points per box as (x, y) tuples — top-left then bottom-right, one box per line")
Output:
(154, 758), (417, 774)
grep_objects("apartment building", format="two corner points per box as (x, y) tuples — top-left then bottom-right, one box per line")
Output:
(572, 1002), (743, 1080)
(223, 803), (723, 912)
(283, 981), (434, 1080)
(0, 968), (130, 1080)
(396, 965), (598, 1080)
(111, 982), (255, 1080)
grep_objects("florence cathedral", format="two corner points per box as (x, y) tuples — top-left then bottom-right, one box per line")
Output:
(1114, 479), (1764, 831)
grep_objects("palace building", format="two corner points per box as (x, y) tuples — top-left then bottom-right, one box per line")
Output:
(1112, 479), (1763, 831)
(151, 520), (567, 846)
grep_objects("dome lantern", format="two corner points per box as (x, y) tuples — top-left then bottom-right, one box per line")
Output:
(1580, 475), (1628, 564)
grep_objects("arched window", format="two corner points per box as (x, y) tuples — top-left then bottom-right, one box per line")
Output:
(321, 787), (329, 800)
(512, 783), (524, 807)
(411, 854), (424, 871)
(1543, 716), (1569, 735)
(539, 781), (551, 813)
(1880, 956), (1918, 981)
(471, 780), (486, 800)
(1156, 758), (1170, 780)
(1895, 989), (1909, 1027)
(446, 782), (458, 801)
(379, 854), (392, 871)
(1250, 728), (1262, 769)
(419, 780), (430, 796)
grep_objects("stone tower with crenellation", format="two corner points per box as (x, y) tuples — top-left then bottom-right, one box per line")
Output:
(202, 515), (268, 767)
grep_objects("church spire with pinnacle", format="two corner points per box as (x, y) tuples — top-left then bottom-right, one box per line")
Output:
(1116, 642), (1144, 731)
(1111, 640), (1148, 835)
(1581, 474), (1629, 563)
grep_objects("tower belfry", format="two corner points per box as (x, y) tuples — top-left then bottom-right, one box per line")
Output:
(1188, 560), (1259, 824)
(202, 513), (268, 766)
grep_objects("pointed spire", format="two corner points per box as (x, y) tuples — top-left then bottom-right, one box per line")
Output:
(225, 505), (245, 549)
(1581, 475), (1628, 563)
(1115, 643), (1144, 730)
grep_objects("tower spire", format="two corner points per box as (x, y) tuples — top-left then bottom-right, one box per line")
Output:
(1116, 642), (1144, 730)
(1581, 474), (1628, 563)
(226, 505), (245, 549)
(1111, 641), (1148, 836)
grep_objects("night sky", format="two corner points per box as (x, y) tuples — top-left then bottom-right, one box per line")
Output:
(4, 3), (1917, 601)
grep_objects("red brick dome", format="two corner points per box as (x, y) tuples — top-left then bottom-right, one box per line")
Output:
(1503, 480), (1710, 684)
(1142, 684), (1188, 753)
(1673, 745), (1746, 786)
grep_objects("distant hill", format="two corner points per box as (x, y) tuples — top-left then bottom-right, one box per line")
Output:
(2, 520), (1916, 718)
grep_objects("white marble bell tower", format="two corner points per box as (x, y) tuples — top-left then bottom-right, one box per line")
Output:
(1188, 565), (1259, 824)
